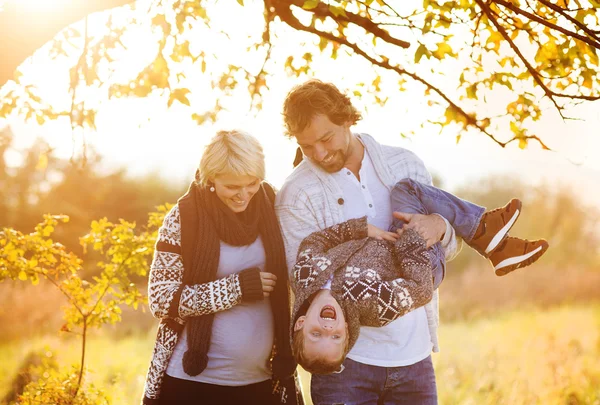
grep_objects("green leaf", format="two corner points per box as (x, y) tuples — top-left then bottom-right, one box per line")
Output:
(414, 44), (429, 63)
(302, 0), (319, 10)
(466, 84), (477, 99)
(329, 5), (347, 17)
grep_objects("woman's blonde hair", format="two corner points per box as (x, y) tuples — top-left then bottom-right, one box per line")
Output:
(197, 130), (266, 185)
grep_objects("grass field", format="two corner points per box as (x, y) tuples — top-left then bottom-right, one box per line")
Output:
(2, 304), (599, 405)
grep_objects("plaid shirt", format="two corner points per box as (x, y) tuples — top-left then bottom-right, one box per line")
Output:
(275, 133), (462, 352)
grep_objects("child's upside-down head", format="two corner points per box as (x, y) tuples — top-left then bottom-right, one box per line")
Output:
(292, 289), (350, 374)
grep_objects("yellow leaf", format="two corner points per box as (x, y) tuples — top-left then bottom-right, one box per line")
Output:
(18, 271), (27, 281)
(510, 121), (520, 134)
(582, 73), (593, 90)
(36, 153), (48, 170)
(169, 88), (191, 107)
(518, 138), (527, 149)
(432, 42), (453, 60)
(42, 225), (54, 236)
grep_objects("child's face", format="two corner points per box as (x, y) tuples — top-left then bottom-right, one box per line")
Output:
(294, 289), (348, 363)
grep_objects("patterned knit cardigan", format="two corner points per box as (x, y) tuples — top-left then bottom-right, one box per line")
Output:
(291, 216), (434, 351)
(141, 186), (297, 404)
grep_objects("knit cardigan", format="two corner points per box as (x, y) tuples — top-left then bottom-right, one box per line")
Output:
(291, 217), (434, 351)
(141, 184), (298, 404)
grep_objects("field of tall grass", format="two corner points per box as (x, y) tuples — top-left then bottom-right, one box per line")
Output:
(2, 303), (599, 405)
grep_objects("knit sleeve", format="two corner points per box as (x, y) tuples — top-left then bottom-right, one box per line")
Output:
(291, 217), (368, 293)
(147, 205), (247, 320)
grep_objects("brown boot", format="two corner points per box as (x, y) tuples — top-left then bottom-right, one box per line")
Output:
(468, 199), (522, 258)
(489, 237), (549, 276)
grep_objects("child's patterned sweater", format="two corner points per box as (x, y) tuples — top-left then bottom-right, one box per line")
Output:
(291, 216), (434, 350)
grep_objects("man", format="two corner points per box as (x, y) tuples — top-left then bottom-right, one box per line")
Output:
(275, 79), (461, 404)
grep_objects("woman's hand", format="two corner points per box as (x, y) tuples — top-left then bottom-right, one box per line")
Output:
(368, 223), (399, 242)
(259, 272), (277, 297)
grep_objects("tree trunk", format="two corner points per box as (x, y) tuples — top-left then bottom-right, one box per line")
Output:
(0, 0), (134, 87)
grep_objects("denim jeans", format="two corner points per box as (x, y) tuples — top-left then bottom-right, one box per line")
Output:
(390, 178), (486, 289)
(310, 356), (437, 405)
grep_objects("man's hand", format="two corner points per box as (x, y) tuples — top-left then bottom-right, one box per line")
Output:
(368, 223), (399, 242)
(393, 212), (446, 248)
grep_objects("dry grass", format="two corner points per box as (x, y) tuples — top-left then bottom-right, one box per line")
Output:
(1, 305), (599, 405)
(2, 264), (597, 339)
(440, 264), (600, 322)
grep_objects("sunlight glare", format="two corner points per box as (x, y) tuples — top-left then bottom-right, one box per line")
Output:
(5, 0), (70, 12)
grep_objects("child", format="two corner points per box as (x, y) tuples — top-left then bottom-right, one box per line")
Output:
(291, 179), (548, 375)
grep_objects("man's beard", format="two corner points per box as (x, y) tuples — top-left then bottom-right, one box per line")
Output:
(317, 150), (346, 173)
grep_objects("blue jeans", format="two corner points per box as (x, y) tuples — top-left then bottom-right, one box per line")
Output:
(311, 356), (437, 405)
(390, 178), (485, 289)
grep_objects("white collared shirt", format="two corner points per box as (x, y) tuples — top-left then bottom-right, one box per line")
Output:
(332, 149), (433, 366)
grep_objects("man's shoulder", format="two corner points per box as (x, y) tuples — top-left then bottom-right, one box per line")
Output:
(276, 160), (324, 205)
(361, 133), (425, 167)
(361, 133), (431, 183)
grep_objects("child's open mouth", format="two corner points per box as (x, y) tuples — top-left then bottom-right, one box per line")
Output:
(320, 305), (336, 320)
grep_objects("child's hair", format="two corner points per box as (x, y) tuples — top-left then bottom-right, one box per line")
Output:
(291, 328), (350, 375)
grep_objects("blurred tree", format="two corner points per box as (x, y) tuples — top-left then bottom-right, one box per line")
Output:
(1, 0), (599, 151)
(0, 209), (163, 404)
(0, 135), (185, 256)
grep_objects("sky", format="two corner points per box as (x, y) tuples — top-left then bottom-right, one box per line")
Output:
(1, 0), (599, 208)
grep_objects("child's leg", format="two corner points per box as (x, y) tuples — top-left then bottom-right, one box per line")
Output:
(390, 178), (486, 241)
(391, 178), (548, 277)
(391, 179), (525, 255)
(389, 179), (465, 288)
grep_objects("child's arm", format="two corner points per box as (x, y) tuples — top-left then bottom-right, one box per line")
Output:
(292, 217), (368, 293)
(346, 228), (434, 327)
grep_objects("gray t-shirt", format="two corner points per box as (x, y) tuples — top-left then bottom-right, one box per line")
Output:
(166, 236), (274, 385)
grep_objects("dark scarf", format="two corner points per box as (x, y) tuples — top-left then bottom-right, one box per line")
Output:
(178, 180), (294, 378)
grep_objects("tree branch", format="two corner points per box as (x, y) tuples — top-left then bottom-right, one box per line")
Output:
(536, 0), (600, 42)
(482, 0), (600, 103)
(492, 0), (600, 50)
(274, 1), (507, 147)
(286, 0), (410, 48)
(33, 269), (85, 316)
(477, 0), (566, 118)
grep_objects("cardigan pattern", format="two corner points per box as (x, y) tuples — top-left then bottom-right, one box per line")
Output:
(142, 205), (245, 403)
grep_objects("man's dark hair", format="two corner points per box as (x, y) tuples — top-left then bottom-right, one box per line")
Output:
(282, 79), (362, 138)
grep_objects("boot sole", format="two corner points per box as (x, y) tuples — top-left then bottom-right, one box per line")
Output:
(494, 241), (549, 276)
(485, 199), (523, 255)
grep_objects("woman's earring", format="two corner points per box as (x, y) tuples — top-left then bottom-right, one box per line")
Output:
(209, 186), (215, 192)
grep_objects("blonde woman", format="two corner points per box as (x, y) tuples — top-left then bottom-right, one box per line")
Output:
(141, 130), (299, 404)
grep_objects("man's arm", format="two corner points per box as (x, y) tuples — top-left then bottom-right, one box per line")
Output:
(386, 146), (462, 261)
(275, 187), (323, 276)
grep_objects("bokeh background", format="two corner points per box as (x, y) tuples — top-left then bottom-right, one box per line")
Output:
(1, 0), (599, 403)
